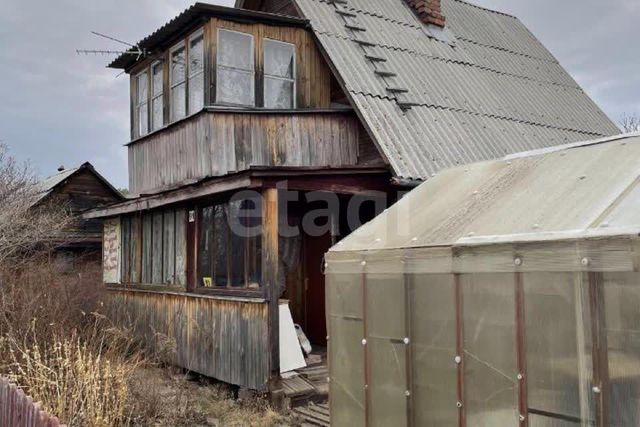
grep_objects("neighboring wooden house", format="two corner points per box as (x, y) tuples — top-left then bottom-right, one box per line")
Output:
(86, 0), (619, 394)
(35, 162), (123, 264)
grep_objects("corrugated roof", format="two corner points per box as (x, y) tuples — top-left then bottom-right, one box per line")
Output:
(295, 0), (621, 180)
(332, 133), (640, 252)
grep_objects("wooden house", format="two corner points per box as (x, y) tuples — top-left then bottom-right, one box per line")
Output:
(86, 0), (620, 396)
(34, 162), (123, 265)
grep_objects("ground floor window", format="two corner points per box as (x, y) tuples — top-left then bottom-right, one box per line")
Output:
(197, 195), (262, 290)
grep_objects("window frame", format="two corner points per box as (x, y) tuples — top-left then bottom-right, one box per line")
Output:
(169, 40), (187, 122)
(187, 28), (205, 115)
(215, 28), (256, 107)
(134, 69), (150, 137)
(150, 60), (164, 131)
(263, 38), (297, 109)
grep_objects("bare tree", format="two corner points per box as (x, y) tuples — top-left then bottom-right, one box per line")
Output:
(621, 113), (640, 133)
(0, 144), (73, 268)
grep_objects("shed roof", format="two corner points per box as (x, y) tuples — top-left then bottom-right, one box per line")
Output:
(294, 0), (621, 180)
(332, 133), (640, 252)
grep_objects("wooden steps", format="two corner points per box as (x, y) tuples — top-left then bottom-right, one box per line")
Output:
(293, 402), (330, 427)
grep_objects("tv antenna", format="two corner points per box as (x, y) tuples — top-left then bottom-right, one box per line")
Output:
(76, 31), (147, 61)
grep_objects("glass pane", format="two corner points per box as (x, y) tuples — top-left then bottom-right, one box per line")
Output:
(240, 197), (262, 287)
(264, 78), (294, 109)
(188, 72), (204, 114)
(137, 71), (148, 103)
(198, 206), (214, 287)
(264, 39), (295, 78)
(229, 200), (245, 287)
(152, 63), (163, 97)
(603, 272), (640, 427)
(524, 273), (593, 425)
(171, 46), (186, 84)
(137, 103), (148, 136)
(213, 204), (228, 287)
(217, 29), (253, 70)
(152, 97), (163, 131)
(216, 68), (254, 106)
(411, 274), (458, 426)
(171, 82), (186, 121)
(189, 34), (204, 75)
(462, 273), (518, 427)
(142, 213), (152, 283)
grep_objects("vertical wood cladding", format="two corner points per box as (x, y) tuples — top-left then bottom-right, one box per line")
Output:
(128, 111), (364, 195)
(108, 289), (270, 390)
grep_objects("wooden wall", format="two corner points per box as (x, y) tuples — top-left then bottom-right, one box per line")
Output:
(128, 111), (362, 194)
(108, 289), (270, 390)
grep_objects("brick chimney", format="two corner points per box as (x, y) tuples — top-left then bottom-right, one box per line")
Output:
(405, 0), (446, 27)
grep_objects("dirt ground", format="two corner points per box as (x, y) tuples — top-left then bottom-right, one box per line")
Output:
(127, 366), (299, 426)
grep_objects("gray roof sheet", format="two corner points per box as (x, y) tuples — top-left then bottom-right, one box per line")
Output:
(333, 133), (640, 252)
(295, 0), (621, 179)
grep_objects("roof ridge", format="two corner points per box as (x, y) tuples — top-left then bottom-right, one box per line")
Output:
(350, 91), (610, 138)
(450, 0), (518, 20)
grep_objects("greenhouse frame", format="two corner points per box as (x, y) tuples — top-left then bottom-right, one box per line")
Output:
(325, 134), (640, 426)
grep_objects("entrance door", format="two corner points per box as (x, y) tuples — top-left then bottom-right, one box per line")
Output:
(303, 232), (332, 346)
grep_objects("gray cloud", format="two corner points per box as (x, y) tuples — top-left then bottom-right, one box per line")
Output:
(0, 0), (636, 189)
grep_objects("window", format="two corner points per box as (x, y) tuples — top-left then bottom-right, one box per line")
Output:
(151, 61), (164, 131)
(198, 195), (262, 289)
(188, 30), (205, 114)
(170, 42), (187, 121)
(135, 70), (149, 136)
(216, 29), (255, 106)
(264, 39), (296, 108)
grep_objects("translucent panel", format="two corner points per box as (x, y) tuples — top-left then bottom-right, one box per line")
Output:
(599, 179), (640, 230)
(137, 103), (148, 136)
(264, 39), (295, 78)
(327, 271), (362, 318)
(136, 71), (148, 102)
(217, 29), (253, 70)
(411, 274), (458, 426)
(151, 97), (163, 131)
(603, 272), (640, 427)
(369, 337), (408, 427)
(216, 68), (254, 106)
(151, 62), (163, 97)
(366, 274), (405, 338)
(264, 77), (294, 109)
(189, 34), (204, 75)
(171, 83), (186, 121)
(524, 273), (593, 425)
(462, 273), (518, 426)
(171, 46), (186, 84)
(188, 72), (204, 114)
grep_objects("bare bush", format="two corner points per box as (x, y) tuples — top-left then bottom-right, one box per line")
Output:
(621, 113), (640, 133)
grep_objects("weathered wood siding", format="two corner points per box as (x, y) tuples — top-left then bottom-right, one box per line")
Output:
(108, 289), (270, 390)
(128, 111), (361, 194)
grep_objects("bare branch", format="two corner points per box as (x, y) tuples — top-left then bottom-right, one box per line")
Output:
(621, 113), (640, 133)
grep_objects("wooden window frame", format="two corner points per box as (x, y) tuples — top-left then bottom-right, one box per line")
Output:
(169, 41), (187, 122)
(150, 60), (164, 131)
(187, 28), (205, 115)
(216, 28), (256, 107)
(263, 38), (297, 109)
(134, 69), (150, 137)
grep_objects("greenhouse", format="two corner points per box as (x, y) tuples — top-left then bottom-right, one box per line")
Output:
(325, 133), (640, 426)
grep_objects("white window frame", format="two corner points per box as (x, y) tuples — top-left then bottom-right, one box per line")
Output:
(188, 28), (205, 115)
(150, 61), (164, 131)
(169, 41), (187, 122)
(216, 28), (255, 107)
(263, 38), (297, 109)
(134, 69), (149, 137)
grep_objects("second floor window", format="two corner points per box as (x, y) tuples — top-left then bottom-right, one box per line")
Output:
(264, 39), (296, 109)
(135, 70), (149, 137)
(216, 29), (255, 106)
(188, 31), (205, 114)
(151, 61), (163, 131)
(170, 43), (187, 121)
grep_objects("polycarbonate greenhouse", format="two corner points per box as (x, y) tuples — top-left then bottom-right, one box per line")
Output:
(325, 133), (640, 427)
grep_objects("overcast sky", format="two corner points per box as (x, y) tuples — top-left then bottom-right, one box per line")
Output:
(0, 0), (637, 189)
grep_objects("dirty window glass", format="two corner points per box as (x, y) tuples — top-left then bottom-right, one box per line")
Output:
(216, 29), (254, 106)
(151, 62), (163, 131)
(188, 32), (204, 114)
(170, 44), (186, 121)
(264, 39), (295, 108)
(135, 71), (149, 136)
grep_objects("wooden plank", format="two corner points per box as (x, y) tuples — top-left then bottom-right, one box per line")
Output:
(175, 209), (188, 287)
(152, 212), (164, 284)
(262, 188), (280, 378)
(163, 210), (176, 284)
